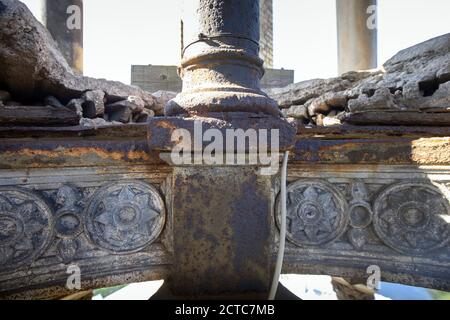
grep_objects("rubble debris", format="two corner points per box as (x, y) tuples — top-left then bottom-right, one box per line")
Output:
(0, 0), (448, 128)
(43, 96), (65, 108)
(108, 105), (132, 123)
(0, 0), (159, 126)
(80, 117), (108, 128)
(267, 33), (450, 126)
(105, 96), (145, 115)
(134, 109), (155, 123)
(152, 90), (177, 116)
(66, 99), (84, 118)
(81, 90), (106, 119)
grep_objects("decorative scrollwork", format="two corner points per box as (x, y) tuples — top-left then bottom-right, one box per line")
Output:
(373, 182), (450, 255)
(0, 187), (53, 269)
(85, 181), (165, 253)
(348, 181), (373, 229)
(54, 185), (84, 262)
(347, 181), (373, 250)
(54, 185), (83, 239)
(277, 180), (348, 246)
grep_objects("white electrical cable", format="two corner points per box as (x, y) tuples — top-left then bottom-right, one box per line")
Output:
(268, 151), (289, 300)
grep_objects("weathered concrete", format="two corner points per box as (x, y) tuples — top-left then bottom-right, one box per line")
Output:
(268, 33), (450, 126)
(43, 0), (83, 74)
(336, 0), (377, 74)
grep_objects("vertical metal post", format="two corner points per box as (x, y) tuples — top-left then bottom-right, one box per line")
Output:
(167, 0), (278, 116)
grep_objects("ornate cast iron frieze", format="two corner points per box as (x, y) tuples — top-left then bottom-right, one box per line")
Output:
(277, 168), (450, 290)
(0, 180), (169, 298)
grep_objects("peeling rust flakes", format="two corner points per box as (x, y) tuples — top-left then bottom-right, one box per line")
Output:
(0, 146), (152, 168)
(155, 120), (178, 130)
(294, 137), (450, 165)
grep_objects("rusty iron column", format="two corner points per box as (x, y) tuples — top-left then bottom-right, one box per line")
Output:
(166, 0), (278, 116)
(336, 0), (377, 74)
(149, 0), (296, 299)
(42, 0), (83, 74)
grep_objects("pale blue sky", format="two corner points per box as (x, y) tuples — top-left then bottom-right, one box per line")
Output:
(22, 0), (450, 85)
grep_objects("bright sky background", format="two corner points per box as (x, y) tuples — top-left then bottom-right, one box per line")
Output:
(22, 0), (450, 85)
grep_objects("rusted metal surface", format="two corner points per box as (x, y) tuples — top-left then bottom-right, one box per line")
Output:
(294, 137), (450, 165)
(0, 123), (148, 139)
(169, 166), (274, 298)
(166, 0), (278, 116)
(148, 114), (297, 152)
(295, 124), (450, 165)
(296, 123), (450, 138)
(0, 138), (165, 169)
(0, 124), (173, 299)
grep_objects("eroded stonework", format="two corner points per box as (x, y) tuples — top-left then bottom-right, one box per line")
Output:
(0, 177), (170, 298)
(0, 180), (167, 271)
(277, 180), (348, 246)
(373, 182), (450, 255)
(267, 33), (450, 126)
(278, 178), (450, 257)
(84, 181), (165, 253)
(0, 187), (53, 269)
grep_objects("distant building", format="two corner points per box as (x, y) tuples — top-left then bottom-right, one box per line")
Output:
(259, 0), (273, 68)
(131, 0), (294, 93)
(131, 65), (182, 93)
(131, 65), (294, 93)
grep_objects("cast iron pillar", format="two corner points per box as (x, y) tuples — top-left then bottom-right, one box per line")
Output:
(166, 0), (278, 117)
(336, 0), (377, 74)
(149, 0), (296, 299)
(43, 0), (83, 74)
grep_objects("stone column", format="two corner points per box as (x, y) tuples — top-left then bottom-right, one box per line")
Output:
(166, 0), (278, 117)
(42, 0), (83, 74)
(336, 0), (377, 74)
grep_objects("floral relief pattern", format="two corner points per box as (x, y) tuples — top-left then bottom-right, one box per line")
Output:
(0, 188), (53, 269)
(277, 180), (348, 246)
(85, 181), (165, 253)
(373, 182), (450, 255)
